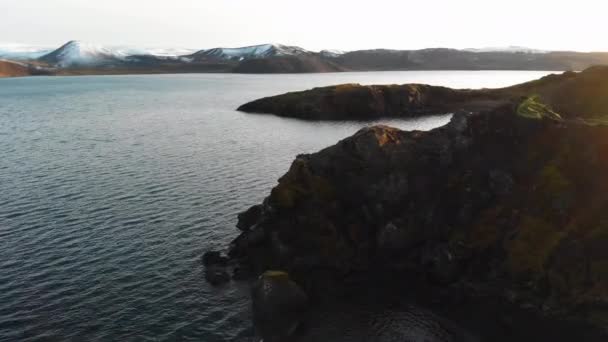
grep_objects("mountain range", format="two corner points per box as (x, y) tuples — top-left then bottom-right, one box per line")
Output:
(2, 40), (608, 77)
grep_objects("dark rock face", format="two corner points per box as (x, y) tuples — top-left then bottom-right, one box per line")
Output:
(236, 204), (263, 231)
(201, 251), (229, 266)
(230, 101), (608, 329)
(251, 271), (308, 341)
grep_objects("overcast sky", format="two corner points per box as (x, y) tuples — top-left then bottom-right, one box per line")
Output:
(1, 0), (605, 51)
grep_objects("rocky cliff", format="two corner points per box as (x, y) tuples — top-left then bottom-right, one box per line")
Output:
(220, 67), (608, 334)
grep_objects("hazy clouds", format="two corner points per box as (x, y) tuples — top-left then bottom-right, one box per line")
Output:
(0, 0), (604, 51)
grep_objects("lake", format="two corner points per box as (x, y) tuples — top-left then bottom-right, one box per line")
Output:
(0, 71), (555, 341)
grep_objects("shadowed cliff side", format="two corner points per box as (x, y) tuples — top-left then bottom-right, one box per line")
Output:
(237, 66), (608, 121)
(228, 92), (608, 332)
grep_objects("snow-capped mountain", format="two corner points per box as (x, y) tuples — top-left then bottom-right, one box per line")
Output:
(190, 44), (311, 61)
(0, 44), (53, 60)
(1, 40), (603, 76)
(39, 41), (127, 67)
(36, 41), (196, 67)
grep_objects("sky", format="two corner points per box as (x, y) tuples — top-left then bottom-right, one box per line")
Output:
(0, 0), (606, 51)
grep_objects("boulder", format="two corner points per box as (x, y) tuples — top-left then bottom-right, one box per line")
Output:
(251, 271), (308, 341)
(205, 266), (230, 286)
(201, 251), (229, 266)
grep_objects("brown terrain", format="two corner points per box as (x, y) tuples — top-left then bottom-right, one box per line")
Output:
(0, 60), (32, 78)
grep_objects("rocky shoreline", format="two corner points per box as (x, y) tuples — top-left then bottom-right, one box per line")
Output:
(207, 66), (608, 341)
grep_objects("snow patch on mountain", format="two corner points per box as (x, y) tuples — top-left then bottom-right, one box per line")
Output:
(194, 44), (310, 60)
(320, 49), (345, 58)
(137, 47), (198, 57)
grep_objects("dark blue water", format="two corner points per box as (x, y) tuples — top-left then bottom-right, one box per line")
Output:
(0, 71), (554, 341)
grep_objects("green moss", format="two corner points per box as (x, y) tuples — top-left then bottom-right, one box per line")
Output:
(517, 95), (562, 121)
(507, 216), (565, 277)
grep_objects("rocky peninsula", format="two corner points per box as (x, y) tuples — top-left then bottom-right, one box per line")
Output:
(238, 67), (608, 122)
(208, 66), (608, 341)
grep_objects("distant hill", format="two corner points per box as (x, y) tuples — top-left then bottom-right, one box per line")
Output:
(0, 60), (33, 77)
(3, 41), (608, 76)
(329, 48), (608, 71)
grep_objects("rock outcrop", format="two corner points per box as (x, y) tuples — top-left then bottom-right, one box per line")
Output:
(226, 69), (608, 331)
(251, 271), (308, 341)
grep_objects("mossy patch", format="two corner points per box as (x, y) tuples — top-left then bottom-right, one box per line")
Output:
(517, 95), (562, 121)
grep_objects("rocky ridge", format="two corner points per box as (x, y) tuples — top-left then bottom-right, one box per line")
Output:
(207, 67), (608, 340)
